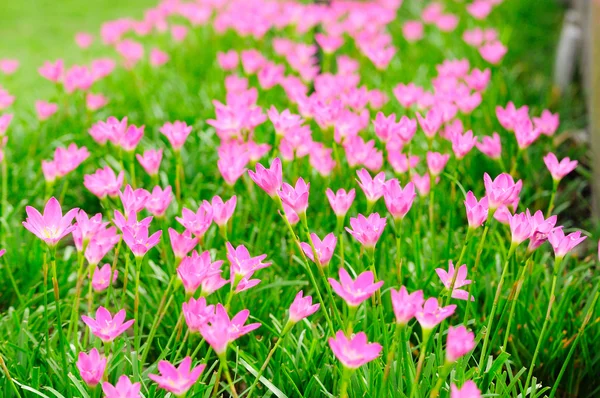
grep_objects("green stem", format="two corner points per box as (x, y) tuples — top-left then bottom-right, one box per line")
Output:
(524, 257), (562, 394)
(463, 222), (490, 324)
(104, 238), (122, 308)
(502, 257), (530, 349)
(549, 289), (599, 398)
(128, 152), (136, 189)
(429, 362), (454, 398)
(410, 329), (431, 398)
(339, 367), (352, 398)
(2, 254), (23, 306)
(546, 179), (559, 217)
(120, 254), (131, 308)
(383, 323), (404, 382)
(220, 355), (239, 398)
(1, 159), (8, 246)
(133, 256), (144, 354)
(67, 250), (88, 342)
(50, 247), (71, 396)
(444, 228), (473, 307)
(477, 243), (516, 373)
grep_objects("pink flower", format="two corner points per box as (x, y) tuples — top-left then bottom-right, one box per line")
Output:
(38, 60), (64, 83)
(0, 88), (15, 109)
(496, 102), (529, 132)
(483, 173), (519, 210)
(171, 25), (188, 42)
(268, 107), (303, 137)
(227, 242), (271, 281)
(182, 297), (215, 332)
(119, 185), (149, 215)
(35, 101), (58, 121)
(479, 41), (507, 64)
(543, 153), (578, 181)
(150, 48), (169, 67)
(86, 93), (108, 111)
(315, 33), (344, 53)
(450, 130), (477, 159)
(476, 133), (502, 160)
(451, 381), (481, 398)
(412, 172), (431, 196)
(76, 348), (107, 386)
(81, 307), (134, 342)
(403, 21), (424, 42)
(288, 291), (320, 323)
(527, 210), (557, 252)
(326, 188), (355, 217)
(383, 179), (416, 220)
(176, 203), (213, 238)
(145, 186), (173, 217)
(63, 65), (94, 93)
(329, 331), (382, 369)
(136, 149), (163, 176)
(122, 225), (162, 257)
(168, 228), (198, 260)
(92, 263), (117, 292)
(436, 14), (459, 32)
(72, 211), (106, 251)
(427, 152), (450, 176)
(199, 304), (261, 354)
(328, 268), (383, 307)
(160, 121), (192, 151)
(75, 32), (94, 49)
(300, 232), (337, 266)
(177, 251), (223, 295)
(533, 110), (559, 136)
(417, 108), (443, 138)
(0, 113), (13, 135)
(465, 68), (491, 92)
(149, 357), (205, 396)
(278, 178), (310, 215)
(514, 117), (540, 149)
(548, 228), (587, 259)
(464, 191), (488, 228)
(89, 116), (128, 145)
(102, 376), (141, 398)
(346, 213), (387, 248)
(356, 169), (386, 203)
(508, 212), (532, 245)
(391, 286), (424, 325)
(22, 197), (78, 246)
(84, 167), (124, 198)
(248, 158), (283, 198)
(90, 58), (115, 80)
(415, 297), (457, 330)
(467, 1), (493, 19)
(217, 50), (239, 70)
(446, 326), (475, 362)
(116, 39), (144, 67)
(119, 124), (144, 152)
(0, 59), (19, 75)
(436, 261), (473, 301)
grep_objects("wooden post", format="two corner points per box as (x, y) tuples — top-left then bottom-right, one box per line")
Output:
(590, 0), (600, 218)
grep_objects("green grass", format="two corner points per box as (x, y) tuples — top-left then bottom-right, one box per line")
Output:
(0, 0), (598, 397)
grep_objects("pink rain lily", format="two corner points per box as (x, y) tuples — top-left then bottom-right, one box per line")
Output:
(38, 59), (64, 83)
(345, 213), (387, 248)
(84, 167), (124, 199)
(288, 290), (320, 323)
(150, 48), (169, 67)
(92, 263), (117, 292)
(479, 41), (507, 64)
(248, 157), (283, 198)
(543, 153), (578, 182)
(76, 348), (107, 386)
(527, 210), (558, 252)
(0, 59), (19, 75)
(35, 101), (58, 121)
(451, 381), (481, 398)
(176, 203), (213, 238)
(145, 186), (173, 217)
(328, 268), (383, 307)
(383, 179), (416, 220)
(102, 376), (141, 398)
(508, 212), (533, 245)
(278, 177), (310, 216)
(160, 121), (193, 151)
(119, 124), (145, 152)
(22, 197), (78, 246)
(217, 50), (239, 70)
(390, 286), (424, 325)
(81, 307), (134, 342)
(75, 32), (94, 49)
(483, 173), (519, 210)
(403, 21), (424, 42)
(450, 130), (477, 159)
(356, 169), (386, 203)
(446, 325), (475, 362)
(136, 149), (163, 176)
(329, 331), (382, 369)
(149, 357), (206, 396)
(168, 228), (198, 260)
(300, 232), (337, 266)
(226, 242), (271, 281)
(415, 297), (457, 330)
(464, 191), (488, 229)
(182, 297), (215, 332)
(416, 108), (443, 138)
(325, 188), (355, 217)
(412, 172), (431, 196)
(199, 304), (261, 354)
(119, 185), (149, 215)
(436, 261), (473, 301)
(211, 195), (237, 226)
(426, 152), (450, 176)
(0, 113), (13, 135)
(177, 251), (223, 295)
(476, 133), (502, 160)
(86, 93), (108, 111)
(548, 228), (587, 259)
(533, 110), (559, 136)
(122, 225), (162, 257)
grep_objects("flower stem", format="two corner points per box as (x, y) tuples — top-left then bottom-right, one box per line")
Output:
(410, 329), (431, 398)
(546, 179), (559, 218)
(523, 257), (562, 394)
(220, 356), (239, 398)
(502, 257), (530, 349)
(443, 228), (473, 307)
(67, 249), (87, 342)
(463, 222), (490, 324)
(429, 362), (453, 398)
(50, 247), (71, 396)
(383, 323), (404, 383)
(133, 256), (144, 354)
(141, 274), (176, 365)
(477, 243), (516, 374)
(3, 253), (23, 306)
(339, 367), (352, 398)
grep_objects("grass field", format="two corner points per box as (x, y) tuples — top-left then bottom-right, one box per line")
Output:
(0, 0), (598, 397)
